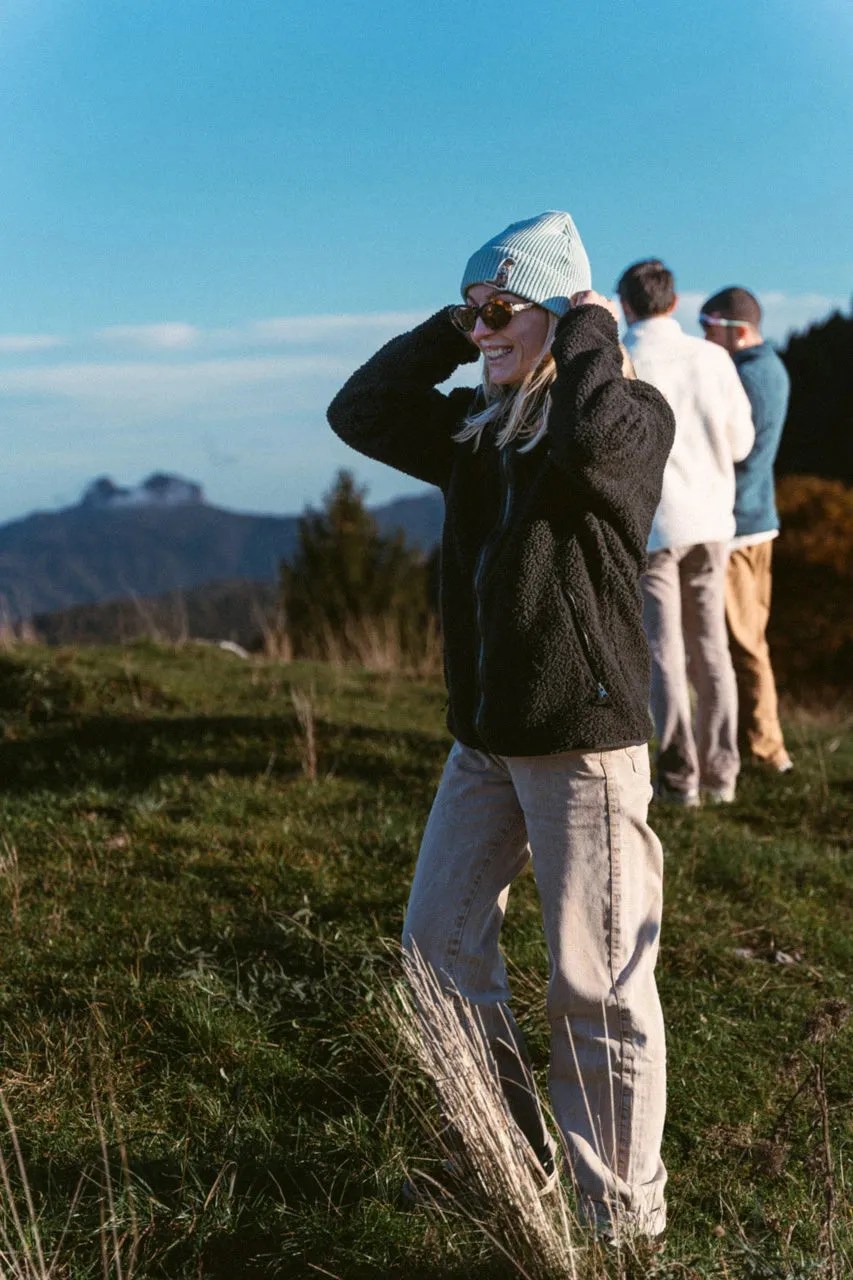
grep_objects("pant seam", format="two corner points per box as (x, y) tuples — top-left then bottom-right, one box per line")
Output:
(602, 752), (634, 1185)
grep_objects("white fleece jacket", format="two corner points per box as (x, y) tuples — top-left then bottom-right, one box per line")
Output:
(623, 316), (755, 552)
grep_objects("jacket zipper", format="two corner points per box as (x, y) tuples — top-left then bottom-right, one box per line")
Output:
(564, 588), (609, 703)
(473, 447), (514, 733)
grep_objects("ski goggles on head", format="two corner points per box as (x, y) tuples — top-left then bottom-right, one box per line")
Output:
(698, 312), (750, 330)
(450, 297), (538, 333)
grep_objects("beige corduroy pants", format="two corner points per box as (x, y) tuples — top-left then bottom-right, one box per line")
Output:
(403, 739), (667, 1237)
(725, 540), (790, 767)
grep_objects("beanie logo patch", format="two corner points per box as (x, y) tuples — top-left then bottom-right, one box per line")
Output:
(492, 257), (515, 289)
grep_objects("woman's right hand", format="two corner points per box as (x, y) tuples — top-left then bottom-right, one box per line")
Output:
(569, 291), (620, 323)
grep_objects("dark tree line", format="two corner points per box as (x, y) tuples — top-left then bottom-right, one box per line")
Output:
(778, 304), (853, 484)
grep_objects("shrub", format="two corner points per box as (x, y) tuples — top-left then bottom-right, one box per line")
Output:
(769, 475), (853, 699)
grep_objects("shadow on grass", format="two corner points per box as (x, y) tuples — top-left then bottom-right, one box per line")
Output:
(15, 1117), (443, 1279)
(0, 714), (445, 795)
(14, 1146), (506, 1279)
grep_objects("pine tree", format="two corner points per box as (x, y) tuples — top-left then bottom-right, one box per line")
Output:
(280, 470), (435, 662)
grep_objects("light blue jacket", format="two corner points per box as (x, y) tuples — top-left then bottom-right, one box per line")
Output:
(732, 343), (790, 537)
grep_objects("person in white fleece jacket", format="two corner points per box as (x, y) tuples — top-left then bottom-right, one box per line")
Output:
(619, 259), (754, 805)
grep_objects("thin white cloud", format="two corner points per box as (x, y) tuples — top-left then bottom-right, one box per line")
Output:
(240, 311), (427, 346)
(96, 322), (201, 350)
(0, 312), (436, 440)
(757, 291), (848, 340)
(87, 312), (430, 354)
(0, 354), (354, 419)
(0, 333), (65, 353)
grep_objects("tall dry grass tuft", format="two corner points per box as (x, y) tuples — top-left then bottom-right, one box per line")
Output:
(388, 945), (580, 1280)
(803, 1000), (852, 1280)
(318, 615), (403, 673)
(13, 623), (39, 648)
(252, 597), (292, 660)
(0, 1090), (87, 1279)
(90, 1086), (140, 1280)
(411, 614), (443, 679)
(291, 684), (318, 781)
(0, 1091), (53, 1279)
(0, 1081), (141, 1280)
(295, 611), (443, 676)
(0, 841), (22, 934)
(125, 589), (165, 644)
(0, 598), (16, 654)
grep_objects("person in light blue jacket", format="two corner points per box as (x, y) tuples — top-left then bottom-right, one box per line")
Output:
(700, 286), (793, 773)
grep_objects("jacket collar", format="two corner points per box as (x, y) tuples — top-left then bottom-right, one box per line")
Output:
(627, 316), (683, 340)
(733, 341), (771, 366)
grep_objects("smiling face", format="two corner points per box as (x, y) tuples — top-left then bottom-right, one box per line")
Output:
(465, 284), (551, 386)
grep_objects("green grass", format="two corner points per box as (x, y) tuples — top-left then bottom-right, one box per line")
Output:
(0, 643), (850, 1277)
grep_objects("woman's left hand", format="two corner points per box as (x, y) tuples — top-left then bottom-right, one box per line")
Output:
(569, 291), (620, 323)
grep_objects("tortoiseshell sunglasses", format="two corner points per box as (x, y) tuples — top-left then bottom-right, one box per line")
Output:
(450, 297), (537, 333)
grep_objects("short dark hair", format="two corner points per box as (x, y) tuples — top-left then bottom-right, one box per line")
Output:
(701, 286), (761, 327)
(617, 260), (676, 319)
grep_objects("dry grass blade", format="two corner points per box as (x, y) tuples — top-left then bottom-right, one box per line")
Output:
(0, 841), (22, 934)
(389, 945), (579, 1280)
(93, 1090), (124, 1280)
(0, 1089), (81, 1279)
(88, 1010), (140, 1280)
(252, 596), (292, 660)
(291, 684), (318, 780)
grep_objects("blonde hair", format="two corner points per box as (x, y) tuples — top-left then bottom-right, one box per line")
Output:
(453, 313), (559, 454)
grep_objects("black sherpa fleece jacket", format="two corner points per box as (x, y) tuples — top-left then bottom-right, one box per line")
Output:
(327, 305), (675, 756)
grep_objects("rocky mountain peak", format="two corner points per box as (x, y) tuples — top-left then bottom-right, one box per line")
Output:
(80, 473), (205, 510)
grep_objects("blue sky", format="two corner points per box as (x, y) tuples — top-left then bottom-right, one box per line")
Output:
(0, 0), (850, 522)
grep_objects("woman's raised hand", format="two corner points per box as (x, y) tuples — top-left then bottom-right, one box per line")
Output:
(569, 291), (620, 323)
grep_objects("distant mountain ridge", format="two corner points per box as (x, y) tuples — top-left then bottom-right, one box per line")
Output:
(0, 473), (444, 621)
(81, 473), (205, 509)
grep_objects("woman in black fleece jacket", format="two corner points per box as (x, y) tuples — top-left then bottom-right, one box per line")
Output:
(328, 212), (675, 1237)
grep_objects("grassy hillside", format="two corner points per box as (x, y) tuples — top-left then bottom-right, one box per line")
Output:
(0, 644), (850, 1277)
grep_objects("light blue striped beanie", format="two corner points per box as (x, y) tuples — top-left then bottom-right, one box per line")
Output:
(460, 211), (592, 318)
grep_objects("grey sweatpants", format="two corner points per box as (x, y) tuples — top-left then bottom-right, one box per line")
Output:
(642, 541), (740, 798)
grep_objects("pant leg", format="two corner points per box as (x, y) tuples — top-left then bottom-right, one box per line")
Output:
(402, 741), (552, 1159)
(679, 541), (740, 794)
(642, 548), (699, 796)
(725, 542), (789, 765)
(507, 745), (667, 1236)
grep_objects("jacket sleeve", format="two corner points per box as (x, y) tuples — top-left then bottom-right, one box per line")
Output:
(736, 355), (789, 468)
(724, 361), (756, 463)
(547, 305), (676, 536)
(327, 309), (480, 490)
